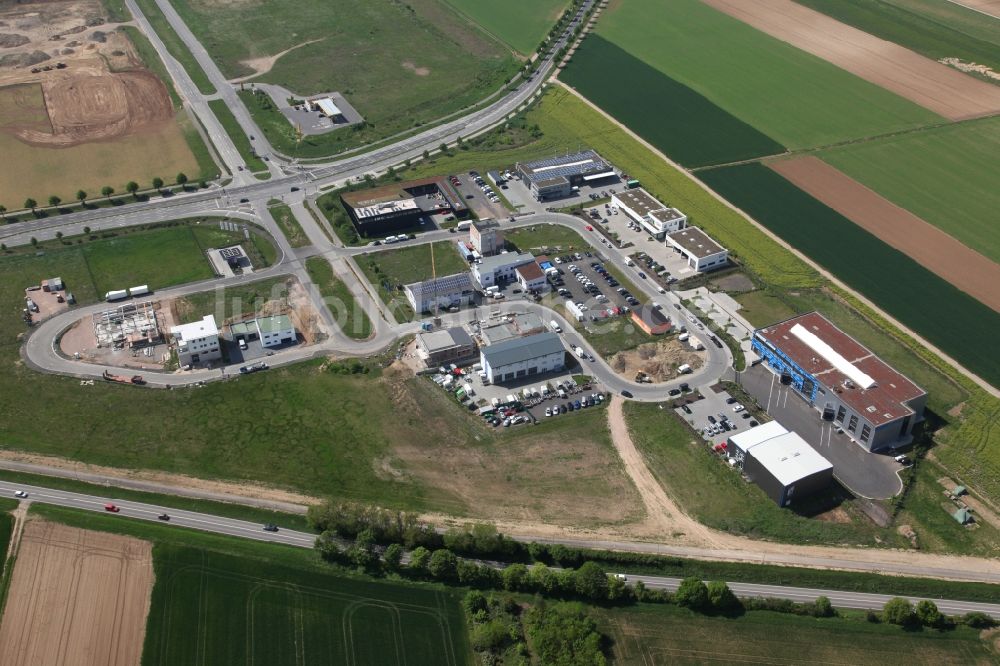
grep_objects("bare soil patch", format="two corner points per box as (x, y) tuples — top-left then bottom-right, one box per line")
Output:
(769, 156), (1000, 313)
(608, 338), (704, 383)
(702, 0), (1000, 120)
(402, 60), (430, 76)
(0, 520), (153, 666)
(230, 38), (323, 83)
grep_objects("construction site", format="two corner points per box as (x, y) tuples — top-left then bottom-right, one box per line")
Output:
(59, 299), (174, 370)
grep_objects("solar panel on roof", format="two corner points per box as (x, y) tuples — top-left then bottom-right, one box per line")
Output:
(219, 247), (244, 259)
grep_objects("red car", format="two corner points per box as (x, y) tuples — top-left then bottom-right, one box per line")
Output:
(586, 225), (594, 231)
(104, 503), (120, 513)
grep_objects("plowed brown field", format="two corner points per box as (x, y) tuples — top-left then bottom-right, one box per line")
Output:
(769, 156), (1000, 313)
(702, 0), (1000, 120)
(0, 520), (153, 666)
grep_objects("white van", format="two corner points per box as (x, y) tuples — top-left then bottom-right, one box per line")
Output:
(678, 333), (690, 342)
(548, 320), (563, 334)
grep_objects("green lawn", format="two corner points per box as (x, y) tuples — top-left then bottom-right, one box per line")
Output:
(172, 0), (517, 157)
(305, 256), (373, 340)
(625, 402), (896, 547)
(732, 290), (797, 329)
(172, 275), (293, 325)
(819, 116), (1000, 263)
(208, 99), (267, 174)
(81, 226), (213, 294)
(443, 0), (569, 54)
(268, 201), (310, 248)
(590, 0), (942, 149)
(599, 603), (997, 665)
(132, 0), (216, 95)
(794, 0), (1000, 72)
(561, 36), (786, 167)
(358, 242), (468, 322)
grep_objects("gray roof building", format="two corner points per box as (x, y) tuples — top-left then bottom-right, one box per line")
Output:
(480, 332), (564, 368)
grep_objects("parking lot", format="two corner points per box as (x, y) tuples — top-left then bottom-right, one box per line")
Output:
(586, 202), (698, 281)
(502, 175), (626, 215)
(221, 334), (299, 366)
(674, 386), (755, 448)
(738, 364), (904, 499)
(452, 172), (510, 220)
(547, 254), (645, 323)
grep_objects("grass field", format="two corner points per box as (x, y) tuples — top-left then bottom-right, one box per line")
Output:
(599, 603), (997, 665)
(172, 0), (516, 155)
(561, 36), (786, 167)
(82, 226), (213, 294)
(819, 116), (1000, 263)
(305, 257), (373, 340)
(145, 544), (468, 665)
(698, 163), (1000, 389)
(172, 275), (293, 326)
(588, 0), (942, 149)
(208, 100), (267, 174)
(443, 0), (568, 54)
(133, 0), (216, 95)
(794, 0), (1000, 72)
(358, 242), (468, 322)
(268, 201), (309, 248)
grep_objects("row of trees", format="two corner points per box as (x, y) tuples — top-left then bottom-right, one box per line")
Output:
(4, 174), (191, 217)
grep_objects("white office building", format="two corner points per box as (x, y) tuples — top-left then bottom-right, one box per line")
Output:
(480, 332), (566, 384)
(665, 226), (729, 272)
(612, 188), (687, 239)
(256, 314), (296, 348)
(471, 251), (536, 288)
(170, 314), (221, 367)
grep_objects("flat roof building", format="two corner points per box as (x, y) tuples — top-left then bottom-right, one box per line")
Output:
(727, 421), (833, 506)
(665, 226), (729, 273)
(470, 219), (504, 256)
(612, 189), (687, 239)
(341, 177), (468, 236)
(480, 331), (566, 384)
(516, 150), (617, 201)
(416, 326), (477, 367)
(170, 314), (221, 367)
(256, 314), (296, 348)
(404, 272), (475, 314)
(752, 312), (927, 450)
(472, 251), (535, 288)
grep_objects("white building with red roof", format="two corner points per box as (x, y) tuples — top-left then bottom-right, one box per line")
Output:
(751, 312), (927, 451)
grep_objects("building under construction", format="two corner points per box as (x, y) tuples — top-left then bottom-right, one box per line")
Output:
(92, 301), (162, 349)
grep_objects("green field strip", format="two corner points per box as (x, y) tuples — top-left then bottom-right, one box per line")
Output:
(560, 36), (786, 167)
(591, 0), (942, 149)
(818, 116), (1000, 264)
(442, 0), (569, 54)
(698, 163), (1000, 388)
(793, 0), (1000, 71)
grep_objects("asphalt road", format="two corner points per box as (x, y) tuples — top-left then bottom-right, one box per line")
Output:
(2, 478), (997, 618)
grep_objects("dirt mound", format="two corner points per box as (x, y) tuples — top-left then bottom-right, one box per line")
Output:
(14, 68), (173, 147)
(609, 339), (704, 383)
(0, 49), (48, 67)
(0, 33), (29, 48)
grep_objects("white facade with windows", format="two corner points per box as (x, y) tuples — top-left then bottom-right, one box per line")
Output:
(170, 314), (221, 366)
(471, 252), (535, 288)
(480, 332), (565, 384)
(612, 189), (687, 239)
(256, 314), (296, 348)
(665, 226), (729, 272)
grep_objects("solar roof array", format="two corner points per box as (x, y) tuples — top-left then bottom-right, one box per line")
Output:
(519, 150), (611, 183)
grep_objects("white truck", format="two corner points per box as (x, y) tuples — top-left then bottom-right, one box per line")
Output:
(548, 320), (563, 334)
(104, 289), (128, 302)
(574, 345), (587, 359)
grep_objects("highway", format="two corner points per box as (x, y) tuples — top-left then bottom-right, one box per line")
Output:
(2, 477), (997, 618)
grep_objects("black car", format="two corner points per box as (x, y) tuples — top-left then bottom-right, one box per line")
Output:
(668, 388), (680, 396)
(681, 404), (692, 414)
(157, 513), (170, 521)
(621, 390), (633, 398)
(263, 524), (279, 532)
(239, 198), (249, 203)
(679, 383), (690, 392)
(707, 415), (717, 424)
(726, 397), (737, 404)
(290, 186), (300, 192)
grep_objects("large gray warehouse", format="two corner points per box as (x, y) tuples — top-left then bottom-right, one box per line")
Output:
(515, 150), (617, 201)
(480, 332), (565, 384)
(727, 421), (833, 506)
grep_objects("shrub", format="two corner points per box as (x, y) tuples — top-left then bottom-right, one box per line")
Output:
(707, 581), (741, 614)
(675, 577), (710, 612)
(882, 598), (915, 626)
(915, 600), (942, 628)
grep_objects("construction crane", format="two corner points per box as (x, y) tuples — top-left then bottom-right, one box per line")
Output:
(431, 242), (441, 328)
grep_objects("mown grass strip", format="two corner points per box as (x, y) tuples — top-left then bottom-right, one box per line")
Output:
(132, 0), (216, 95)
(208, 99), (267, 173)
(305, 256), (374, 340)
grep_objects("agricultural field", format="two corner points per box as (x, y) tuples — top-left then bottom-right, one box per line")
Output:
(443, 0), (569, 55)
(559, 37), (786, 167)
(793, 0), (1000, 72)
(305, 257), (373, 340)
(600, 603), (998, 665)
(145, 544), (468, 665)
(582, 0), (942, 150)
(818, 116), (1000, 263)
(0, 520), (153, 666)
(698, 163), (1000, 389)
(170, 0), (517, 154)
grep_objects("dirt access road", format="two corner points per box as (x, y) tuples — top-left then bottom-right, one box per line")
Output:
(769, 156), (1000, 313)
(0, 520), (153, 666)
(702, 0), (1000, 120)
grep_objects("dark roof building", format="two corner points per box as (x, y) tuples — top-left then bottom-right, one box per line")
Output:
(341, 177), (469, 236)
(404, 272), (475, 314)
(515, 150), (618, 200)
(480, 332), (566, 384)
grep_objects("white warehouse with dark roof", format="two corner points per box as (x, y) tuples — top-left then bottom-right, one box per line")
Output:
(480, 332), (566, 384)
(665, 226), (729, 272)
(515, 150), (618, 201)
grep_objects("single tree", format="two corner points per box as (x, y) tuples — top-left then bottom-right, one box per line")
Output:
(439, 142), (448, 154)
(55, 231), (63, 242)
(422, 149), (430, 160)
(151, 177), (164, 192)
(707, 581), (741, 614)
(176, 172), (188, 188)
(882, 597), (915, 626)
(428, 549), (458, 580)
(126, 181), (139, 199)
(0, 204), (6, 219)
(915, 600), (942, 627)
(573, 561), (609, 600)
(83, 226), (91, 235)
(24, 198), (37, 212)
(30, 237), (38, 247)
(408, 546), (431, 574)
(813, 596), (835, 618)
(48, 195), (61, 208)
(382, 543), (403, 571)
(501, 563), (529, 592)
(101, 186), (114, 200)
(347, 528), (377, 569)
(76, 190), (87, 205)
(675, 577), (710, 612)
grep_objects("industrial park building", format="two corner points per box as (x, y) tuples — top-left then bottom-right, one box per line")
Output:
(727, 421), (833, 506)
(416, 326), (477, 367)
(611, 188), (687, 240)
(471, 252), (536, 288)
(470, 219), (503, 256)
(170, 314), (221, 367)
(515, 262), (547, 293)
(257, 314), (296, 348)
(480, 332), (566, 384)
(752, 312), (927, 451)
(515, 150), (617, 201)
(665, 226), (729, 272)
(404, 272), (476, 314)
(341, 177), (468, 236)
